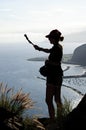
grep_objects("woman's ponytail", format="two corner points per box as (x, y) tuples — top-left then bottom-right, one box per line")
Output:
(59, 36), (64, 41)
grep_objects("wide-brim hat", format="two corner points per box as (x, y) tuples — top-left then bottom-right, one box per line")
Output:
(45, 29), (61, 39)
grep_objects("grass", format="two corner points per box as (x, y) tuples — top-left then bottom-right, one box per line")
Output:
(55, 96), (73, 129)
(0, 82), (34, 130)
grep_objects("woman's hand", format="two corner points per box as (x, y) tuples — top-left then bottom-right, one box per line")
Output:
(45, 60), (49, 65)
(34, 45), (41, 51)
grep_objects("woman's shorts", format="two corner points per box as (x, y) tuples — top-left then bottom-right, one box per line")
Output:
(46, 75), (63, 86)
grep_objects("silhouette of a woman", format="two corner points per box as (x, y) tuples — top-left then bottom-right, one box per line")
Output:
(34, 29), (64, 120)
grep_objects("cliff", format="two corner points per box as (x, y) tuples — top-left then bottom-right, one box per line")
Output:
(69, 44), (86, 65)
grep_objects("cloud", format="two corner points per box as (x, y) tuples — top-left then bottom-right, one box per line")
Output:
(64, 30), (86, 43)
(0, 8), (11, 12)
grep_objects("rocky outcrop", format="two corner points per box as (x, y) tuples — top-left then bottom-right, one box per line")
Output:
(63, 94), (86, 130)
(70, 44), (86, 65)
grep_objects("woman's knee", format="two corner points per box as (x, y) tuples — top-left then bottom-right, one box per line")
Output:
(45, 97), (52, 105)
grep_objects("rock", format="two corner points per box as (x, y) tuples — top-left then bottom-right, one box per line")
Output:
(63, 94), (86, 130)
(70, 44), (86, 65)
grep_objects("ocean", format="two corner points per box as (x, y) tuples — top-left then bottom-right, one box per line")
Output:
(0, 42), (86, 118)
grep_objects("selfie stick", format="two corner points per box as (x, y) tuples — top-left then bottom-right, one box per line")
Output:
(24, 34), (34, 46)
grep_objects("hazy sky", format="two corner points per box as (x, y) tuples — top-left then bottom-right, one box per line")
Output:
(0, 0), (86, 45)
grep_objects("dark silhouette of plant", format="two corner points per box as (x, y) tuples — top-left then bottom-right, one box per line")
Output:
(0, 83), (34, 130)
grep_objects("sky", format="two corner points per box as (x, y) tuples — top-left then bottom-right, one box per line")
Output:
(0, 0), (86, 53)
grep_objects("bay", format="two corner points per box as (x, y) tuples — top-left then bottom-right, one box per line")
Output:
(0, 43), (86, 118)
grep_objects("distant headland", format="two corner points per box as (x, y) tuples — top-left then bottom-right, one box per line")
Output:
(28, 44), (86, 66)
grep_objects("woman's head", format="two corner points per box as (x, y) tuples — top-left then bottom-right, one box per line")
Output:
(45, 29), (64, 43)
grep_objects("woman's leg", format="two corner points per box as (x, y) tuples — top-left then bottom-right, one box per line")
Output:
(54, 76), (63, 107)
(45, 84), (55, 119)
(54, 85), (62, 108)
